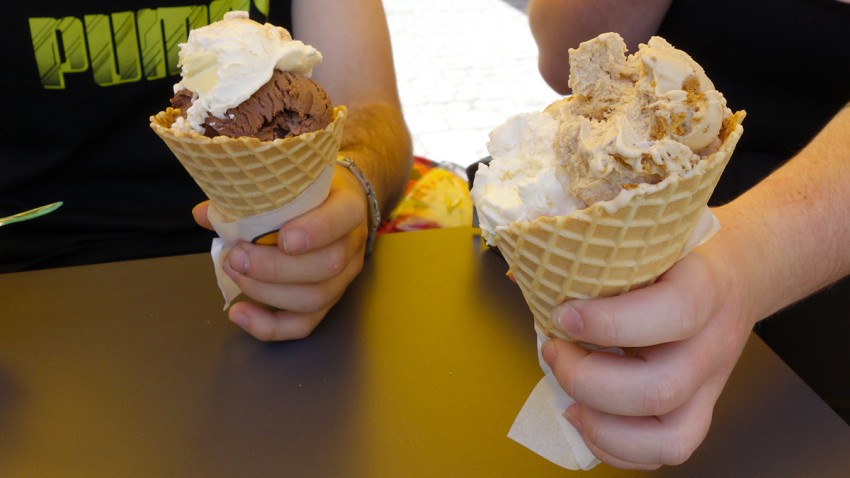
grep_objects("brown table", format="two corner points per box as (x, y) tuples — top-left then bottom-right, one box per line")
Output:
(1, 227), (848, 477)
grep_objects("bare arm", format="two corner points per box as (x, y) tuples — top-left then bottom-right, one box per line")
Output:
(527, 0), (672, 93)
(295, 0), (413, 216)
(719, 105), (850, 316)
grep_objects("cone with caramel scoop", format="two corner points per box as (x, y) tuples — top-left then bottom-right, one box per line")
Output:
(493, 111), (744, 340)
(471, 33), (746, 341)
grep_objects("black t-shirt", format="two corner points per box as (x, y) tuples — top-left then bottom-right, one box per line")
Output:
(658, 0), (850, 204)
(660, 0), (850, 424)
(1, 1), (292, 272)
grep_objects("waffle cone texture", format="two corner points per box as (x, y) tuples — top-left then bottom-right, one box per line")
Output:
(150, 105), (347, 222)
(492, 111), (745, 340)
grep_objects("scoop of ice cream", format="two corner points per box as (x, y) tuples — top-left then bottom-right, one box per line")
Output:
(171, 11), (324, 135)
(171, 70), (333, 141)
(550, 32), (731, 205)
(472, 32), (733, 238)
(471, 112), (582, 241)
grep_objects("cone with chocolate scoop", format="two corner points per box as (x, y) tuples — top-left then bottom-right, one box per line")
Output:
(491, 111), (745, 340)
(150, 105), (347, 222)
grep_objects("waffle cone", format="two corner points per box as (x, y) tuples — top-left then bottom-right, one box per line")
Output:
(150, 106), (347, 222)
(492, 111), (745, 339)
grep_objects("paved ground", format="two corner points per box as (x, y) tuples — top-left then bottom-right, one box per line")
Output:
(384, 0), (561, 168)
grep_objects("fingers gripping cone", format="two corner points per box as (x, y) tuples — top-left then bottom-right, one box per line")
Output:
(149, 106), (347, 222)
(492, 111), (745, 340)
(150, 106), (347, 307)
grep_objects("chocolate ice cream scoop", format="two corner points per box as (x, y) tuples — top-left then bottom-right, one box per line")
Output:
(171, 70), (333, 141)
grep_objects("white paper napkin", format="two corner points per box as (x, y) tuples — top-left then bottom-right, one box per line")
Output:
(508, 340), (600, 470)
(207, 165), (335, 308)
(508, 207), (720, 470)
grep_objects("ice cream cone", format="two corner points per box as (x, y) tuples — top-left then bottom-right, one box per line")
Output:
(491, 111), (745, 340)
(150, 105), (347, 222)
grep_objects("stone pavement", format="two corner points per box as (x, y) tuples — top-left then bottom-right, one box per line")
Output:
(383, 0), (561, 168)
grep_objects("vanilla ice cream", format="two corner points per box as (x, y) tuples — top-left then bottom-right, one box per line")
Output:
(472, 113), (582, 240)
(172, 11), (323, 134)
(472, 32), (733, 242)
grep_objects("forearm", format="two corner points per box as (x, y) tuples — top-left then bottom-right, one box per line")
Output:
(338, 101), (412, 217)
(527, 0), (672, 93)
(294, 0), (412, 217)
(714, 106), (850, 320)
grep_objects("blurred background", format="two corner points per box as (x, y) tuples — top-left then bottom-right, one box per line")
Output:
(384, 0), (561, 167)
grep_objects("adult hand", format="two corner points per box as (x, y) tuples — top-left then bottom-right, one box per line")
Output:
(540, 207), (759, 469)
(540, 106), (850, 469)
(193, 165), (369, 341)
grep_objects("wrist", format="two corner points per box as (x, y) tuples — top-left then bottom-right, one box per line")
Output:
(336, 155), (381, 255)
(708, 206), (788, 324)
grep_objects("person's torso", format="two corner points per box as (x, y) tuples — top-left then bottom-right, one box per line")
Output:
(658, 0), (850, 202)
(1, 0), (292, 271)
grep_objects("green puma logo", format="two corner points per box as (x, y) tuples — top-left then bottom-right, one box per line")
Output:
(28, 0), (270, 89)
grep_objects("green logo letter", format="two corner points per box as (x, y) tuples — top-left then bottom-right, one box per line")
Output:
(84, 12), (142, 87)
(138, 6), (208, 80)
(210, 0), (253, 22)
(28, 17), (89, 89)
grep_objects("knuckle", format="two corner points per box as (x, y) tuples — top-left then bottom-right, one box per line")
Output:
(660, 440), (696, 466)
(253, 327), (279, 342)
(311, 213), (334, 239)
(661, 419), (710, 466)
(290, 328), (313, 340)
(672, 256), (720, 338)
(240, 246), (280, 282)
(598, 307), (622, 345)
(578, 301), (620, 345)
(268, 259), (290, 284)
(300, 286), (332, 314)
(642, 376), (685, 415)
(661, 403), (712, 465)
(324, 244), (347, 276)
(284, 321), (317, 341)
(252, 315), (318, 342)
(673, 293), (702, 339)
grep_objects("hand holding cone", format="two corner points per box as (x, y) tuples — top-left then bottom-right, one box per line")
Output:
(492, 111), (745, 340)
